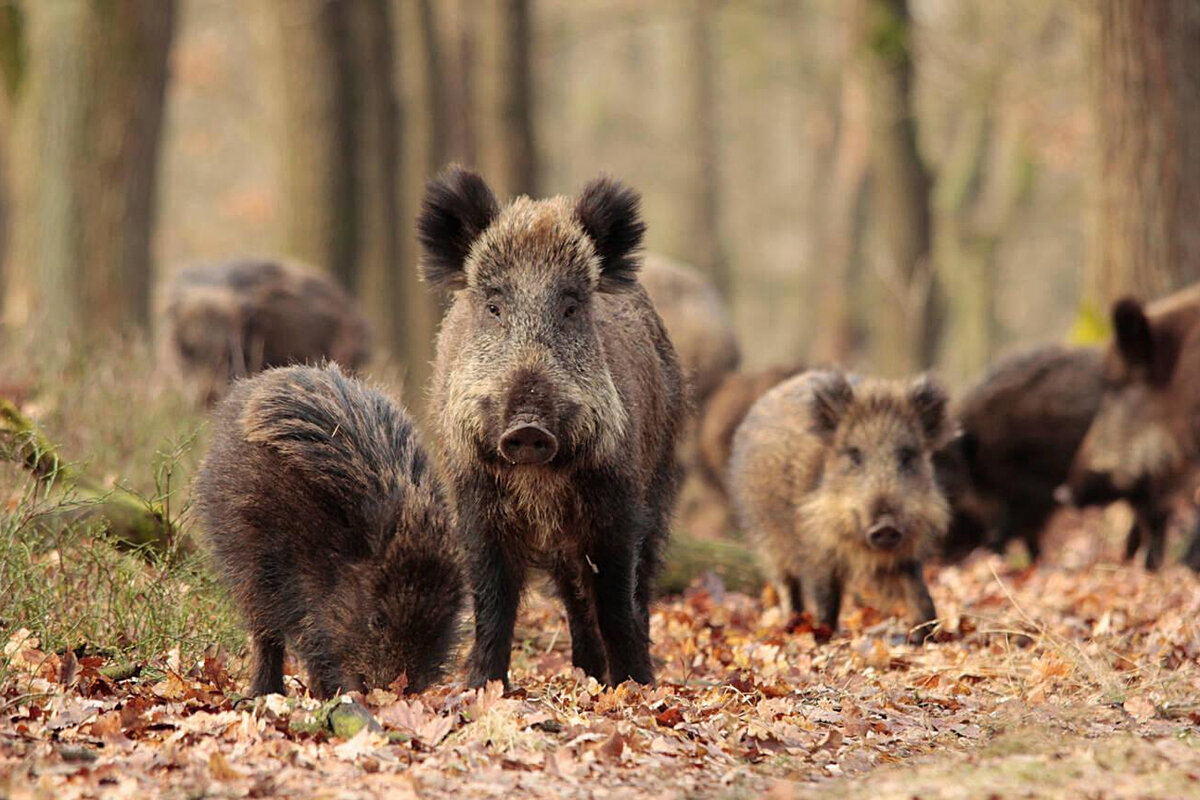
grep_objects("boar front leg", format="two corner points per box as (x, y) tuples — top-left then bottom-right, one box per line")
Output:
(467, 529), (526, 689)
(588, 531), (654, 685)
(1141, 504), (1170, 572)
(799, 566), (842, 632)
(249, 631), (286, 696)
(553, 565), (608, 682)
(898, 560), (937, 644)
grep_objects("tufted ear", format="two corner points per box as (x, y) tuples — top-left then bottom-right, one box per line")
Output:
(575, 177), (646, 293)
(808, 371), (854, 439)
(1112, 297), (1153, 368)
(417, 166), (499, 290)
(908, 374), (949, 444)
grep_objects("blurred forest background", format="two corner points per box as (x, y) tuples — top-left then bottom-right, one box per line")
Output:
(0, 0), (1198, 404)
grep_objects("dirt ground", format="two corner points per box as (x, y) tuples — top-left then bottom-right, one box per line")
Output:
(2, 511), (1199, 799)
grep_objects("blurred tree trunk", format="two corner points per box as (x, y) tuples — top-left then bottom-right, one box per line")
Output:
(859, 0), (939, 374)
(273, 0), (356, 289)
(272, 2), (407, 353)
(1088, 1), (1200, 304)
(811, 3), (871, 366)
(1, 0), (175, 335)
(480, 0), (537, 197)
(687, 0), (729, 298)
(416, 0), (476, 172)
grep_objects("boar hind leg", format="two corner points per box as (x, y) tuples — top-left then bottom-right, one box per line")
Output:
(553, 568), (608, 682)
(1182, 517), (1200, 572)
(249, 632), (286, 696)
(897, 561), (937, 644)
(1140, 505), (1170, 572)
(467, 534), (526, 689)
(590, 535), (654, 685)
(798, 567), (842, 632)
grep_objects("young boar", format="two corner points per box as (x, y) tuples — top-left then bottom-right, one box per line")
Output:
(419, 167), (685, 688)
(639, 253), (741, 409)
(698, 363), (806, 497)
(194, 364), (464, 698)
(936, 346), (1104, 562)
(729, 371), (950, 641)
(157, 259), (372, 404)
(1065, 286), (1200, 570)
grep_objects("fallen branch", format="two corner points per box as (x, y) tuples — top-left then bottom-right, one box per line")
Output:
(0, 398), (178, 553)
(658, 534), (763, 596)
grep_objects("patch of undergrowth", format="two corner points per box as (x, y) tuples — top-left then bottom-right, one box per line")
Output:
(0, 470), (243, 685)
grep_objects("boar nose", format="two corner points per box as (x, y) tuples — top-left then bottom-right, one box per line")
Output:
(499, 423), (559, 465)
(866, 520), (903, 551)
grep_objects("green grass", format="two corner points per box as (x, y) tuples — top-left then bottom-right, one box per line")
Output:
(0, 329), (243, 684)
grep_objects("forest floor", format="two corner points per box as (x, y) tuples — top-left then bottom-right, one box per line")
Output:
(2, 340), (1200, 798)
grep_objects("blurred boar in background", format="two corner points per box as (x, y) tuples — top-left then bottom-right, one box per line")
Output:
(698, 363), (806, 498)
(639, 254), (743, 541)
(730, 371), (950, 642)
(156, 259), (372, 404)
(639, 253), (740, 408)
(1066, 286), (1200, 570)
(936, 346), (1104, 563)
(419, 168), (685, 688)
(194, 364), (464, 698)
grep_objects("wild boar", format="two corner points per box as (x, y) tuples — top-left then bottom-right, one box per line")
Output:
(638, 253), (740, 409)
(194, 364), (464, 698)
(1066, 286), (1200, 570)
(419, 167), (686, 687)
(729, 371), (950, 642)
(157, 259), (372, 404)
(698, 363), (806, 497)
(936, 346), (1104, 562)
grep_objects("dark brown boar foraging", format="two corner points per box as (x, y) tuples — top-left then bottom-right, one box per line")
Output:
(729, 371), (951, 642)
(639, 253), (741, 409)
(1066, 285), (1200, 570)
(935, 346), (1104, 562)
(419, 167), (686, 688)
(156, 259), (372, 404)
(194, 364), (464, 698)
(698, 363), (806, 497)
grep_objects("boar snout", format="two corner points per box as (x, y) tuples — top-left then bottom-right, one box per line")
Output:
(866, 518), (903, 552)
(499, 422), (559, 465)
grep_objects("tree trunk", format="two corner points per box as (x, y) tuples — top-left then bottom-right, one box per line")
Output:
(272, 0), (356, 288)
(1088, 1), (1200, 304)
(1, 0), (175, 335)
(480, 0), (537, 197)
(687, 0), (729, 298)
(811, 3), (872, 366)
(859, 0), (939, 375)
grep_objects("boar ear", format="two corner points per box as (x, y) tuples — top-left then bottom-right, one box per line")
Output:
(576, 177), (646, 292)
(1112, 297), (1154, 368)
(908, 375), (949, 443)
(417, 166), (499, 290)
(808, 372), (853, 438)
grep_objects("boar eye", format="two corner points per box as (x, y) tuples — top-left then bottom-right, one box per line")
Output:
(486, 302), (501, 319)
(563, 302), (578, 319)
(368, 613), (385, 633)
(897, 445), (918, 471)
(844, 446), (863, 467)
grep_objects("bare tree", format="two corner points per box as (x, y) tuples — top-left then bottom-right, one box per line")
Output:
(1088, 1), (1200, 304)
(1, 0), (175, 334)
(859, 0), (939, 374)
(687, 0), (729, 298)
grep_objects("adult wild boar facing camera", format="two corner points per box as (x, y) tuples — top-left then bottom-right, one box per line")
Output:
(419, 167), (686, 688)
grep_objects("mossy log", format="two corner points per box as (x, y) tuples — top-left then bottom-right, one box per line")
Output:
(658, 534), (763, 596)
(0, 398), (178, 552)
